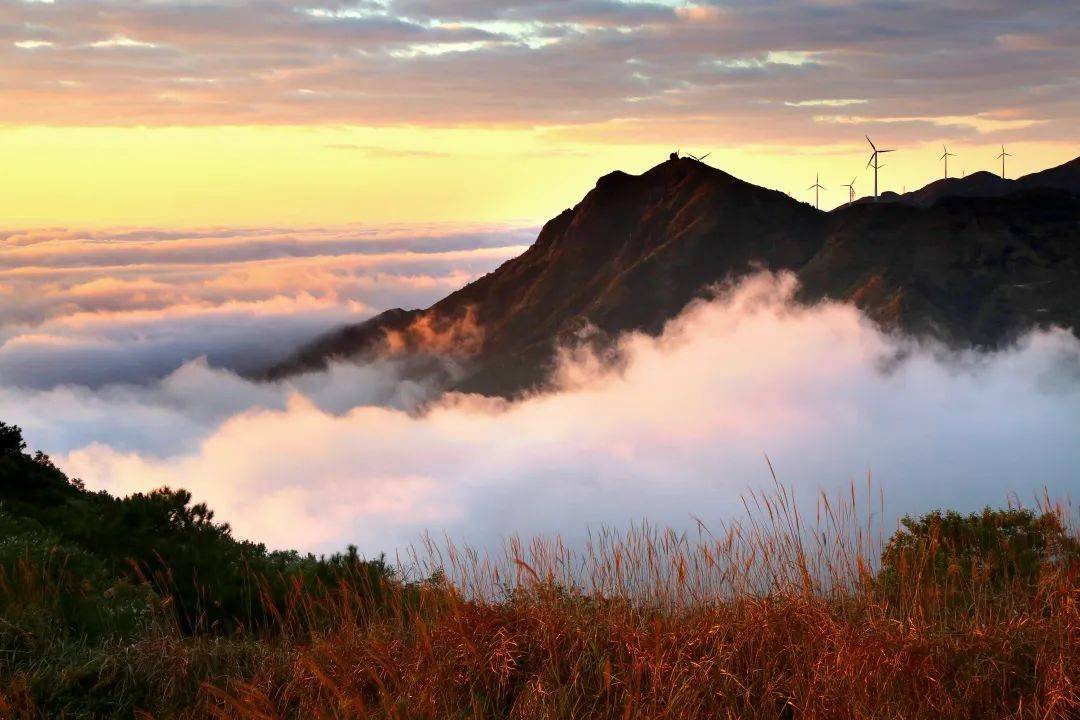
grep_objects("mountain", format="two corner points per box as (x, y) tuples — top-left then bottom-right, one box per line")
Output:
(897, 156), (1080, 207)
(896, 171), (1012, 207)
(268, 155), (1080, 396)
(269, 160), (829, 393)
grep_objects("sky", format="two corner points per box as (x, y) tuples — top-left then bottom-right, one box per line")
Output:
(2, 0), (1078, 223)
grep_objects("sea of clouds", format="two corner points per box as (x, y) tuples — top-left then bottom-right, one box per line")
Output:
(1, 226), (1078, 556)
(0, 224), (530, 387)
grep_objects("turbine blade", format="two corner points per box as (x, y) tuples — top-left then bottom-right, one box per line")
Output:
(866, 135), (876, 150)
(700, 153), (711, 160)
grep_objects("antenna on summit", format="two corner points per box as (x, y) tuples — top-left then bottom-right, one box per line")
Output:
(865, 135), (895, 200)
(808, 173), (826, 210)
(997, 145), (1012, 179)
(842, 177), (857, 205)
(940, 144), (956, 179)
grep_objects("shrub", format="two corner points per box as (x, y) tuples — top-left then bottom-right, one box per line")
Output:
(879, 507), (1080, 607)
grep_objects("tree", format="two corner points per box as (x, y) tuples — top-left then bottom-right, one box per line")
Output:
(0, 422), (27, 456)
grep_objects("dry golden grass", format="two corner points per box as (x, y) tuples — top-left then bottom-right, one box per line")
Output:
(206, 481), (1078, 719)
(3, 479), (1077, 719)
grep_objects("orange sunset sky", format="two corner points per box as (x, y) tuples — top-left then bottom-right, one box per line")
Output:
(1, 0), (1077, 226)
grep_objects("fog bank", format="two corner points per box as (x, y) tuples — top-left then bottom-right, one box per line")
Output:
(3, 273), (1074, 554)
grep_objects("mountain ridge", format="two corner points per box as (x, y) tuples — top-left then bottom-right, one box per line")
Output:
(889, 157), (1080, 207)
(268, 154), (1080, 396)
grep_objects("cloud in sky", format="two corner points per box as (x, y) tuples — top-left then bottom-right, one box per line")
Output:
(1, 1), (1077, 144)
(5, 273), (1077, 555)
(0, 223), (528, 386)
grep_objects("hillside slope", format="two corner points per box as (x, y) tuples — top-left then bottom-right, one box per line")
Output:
(800, 189), (1080, 346)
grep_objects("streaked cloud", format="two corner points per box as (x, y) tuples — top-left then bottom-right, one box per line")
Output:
(784, 98), (867, 108)
(87, 34), (159, 49)
(0, 0), (1074, 144)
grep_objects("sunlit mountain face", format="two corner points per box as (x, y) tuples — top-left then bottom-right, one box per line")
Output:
(1, 1), (1078, 555)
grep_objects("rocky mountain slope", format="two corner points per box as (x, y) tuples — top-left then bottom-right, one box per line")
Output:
(268, 155), (1080, 396)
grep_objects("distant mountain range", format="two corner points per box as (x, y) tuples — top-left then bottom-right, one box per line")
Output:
(268, 154), (1080, 396)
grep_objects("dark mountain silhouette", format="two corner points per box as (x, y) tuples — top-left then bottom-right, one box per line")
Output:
(896, 157), (1080, 207)
(268, 155), (1080, 396)
(1020, 155), (1080, 193)
(800, 189), (1079, 347)
(895, 171), (1011, 207)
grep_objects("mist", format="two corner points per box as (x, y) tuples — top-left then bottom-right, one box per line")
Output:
(3, 272), (1077, 555)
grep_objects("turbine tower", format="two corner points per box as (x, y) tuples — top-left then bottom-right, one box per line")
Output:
(842, 177), (857, 205)
(808, 173), (826, 210)
(997, 145), (1012, 179)
(865, 135), (895, 200)
(940, 144), (956, 179)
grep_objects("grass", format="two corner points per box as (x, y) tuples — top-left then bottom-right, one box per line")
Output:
(1, 478), (1076, 719)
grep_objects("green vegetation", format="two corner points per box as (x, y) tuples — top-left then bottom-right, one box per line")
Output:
(0, 421), (393, 634)
(0, 420), (1076, 718)
(0, 422), (398, 717)
(880, 506), (1080, 597)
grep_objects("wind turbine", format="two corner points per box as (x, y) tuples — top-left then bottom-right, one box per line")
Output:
(940, 144), (956, 179)
(997, 145), (1012, 179)
(808, 173), (826, 210)
(686, 151), (711, 162)
(865, 135), (895, 200)
(842, 177), (857, 205)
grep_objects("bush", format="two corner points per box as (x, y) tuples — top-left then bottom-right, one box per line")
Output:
(879, 507), (1080, 605)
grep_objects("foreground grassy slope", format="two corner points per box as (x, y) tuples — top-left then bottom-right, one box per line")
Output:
(0, 422), (1077, 718)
